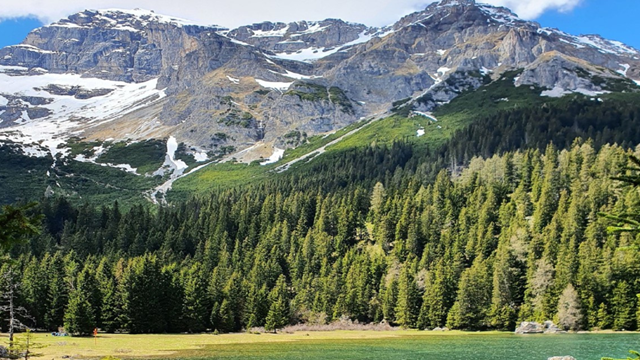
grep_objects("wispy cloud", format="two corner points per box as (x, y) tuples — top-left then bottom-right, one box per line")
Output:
(0, 0), (582, 28)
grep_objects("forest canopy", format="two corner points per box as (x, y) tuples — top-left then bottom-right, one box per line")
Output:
(2, 141), (640, 334)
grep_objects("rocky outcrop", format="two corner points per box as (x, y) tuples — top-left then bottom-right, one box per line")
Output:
(548, 357), (576, 360)
(38, 85), (114, 99)
(0, 96), (53, 127)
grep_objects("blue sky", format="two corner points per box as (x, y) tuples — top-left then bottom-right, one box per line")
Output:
(0, 0), (639, 50)
(536, 0), (640, 50)
(0, 17), (43, 48)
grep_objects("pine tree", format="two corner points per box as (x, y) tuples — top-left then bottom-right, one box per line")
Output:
(447, 257), (492, 330)
(21, 257), (48, 329)
(382, 278), (398, 323)
(64, 290), (94, 336)
(45, 253), (68, 331)
(64, 267), (96, 336)
(597, 302), (612, 330)
(612, 281), (636, 331)
(182, 263), (209, 333)
(97, 260), (121, 333)
(394, 262), (420, 328)
(218, 299), (234, 333)
(210, 302), (221, 332)
(265, 275), (288, 333)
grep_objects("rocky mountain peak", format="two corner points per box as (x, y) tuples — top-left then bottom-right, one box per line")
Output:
(393, 0), (528, 32)
(52, 8), (211, 31)
(0, 1), (639, 171)
(440, 0), (476, 6)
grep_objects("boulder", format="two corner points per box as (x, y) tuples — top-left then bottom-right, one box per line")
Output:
(544, 321), (566, 334)
(516, 320), (567, 334)
(548, 357), (576, 360)
(515, 321), (544, 334)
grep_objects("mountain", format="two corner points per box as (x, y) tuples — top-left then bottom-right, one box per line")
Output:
(0, 0), (639, 204)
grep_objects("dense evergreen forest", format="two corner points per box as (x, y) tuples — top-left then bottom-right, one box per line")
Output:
(2, 140), (640, 335)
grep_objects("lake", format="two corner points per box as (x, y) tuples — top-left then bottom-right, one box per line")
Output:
(176, 333), (640, 360)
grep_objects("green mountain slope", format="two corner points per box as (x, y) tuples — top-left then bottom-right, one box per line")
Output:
(1, 72), (639, 207)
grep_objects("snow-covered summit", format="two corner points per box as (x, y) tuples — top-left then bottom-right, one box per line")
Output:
(48, 8), (220, 32)
(544, 30), (640, 57)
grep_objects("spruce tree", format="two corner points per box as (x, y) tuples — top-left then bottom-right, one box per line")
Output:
(447, 257), (492, 330)
(64, 289), (94, 336)
(265, 275), (288, 333)
(612, 281), (636, 331)
(45, 253), (68, 331)
(394, 262), (420, 328)
(182, 263), (209, 333)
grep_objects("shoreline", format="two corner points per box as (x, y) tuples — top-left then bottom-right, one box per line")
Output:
(2, 330), (637, 359)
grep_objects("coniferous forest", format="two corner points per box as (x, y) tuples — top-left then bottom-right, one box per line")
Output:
(2, 140), (640, 335)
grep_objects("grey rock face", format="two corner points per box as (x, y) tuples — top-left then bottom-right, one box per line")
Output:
(0, 9), (218, 82)
(548, 357), (577, 360)
(227, 19), (375, 55)
(1, 0), (639, 158)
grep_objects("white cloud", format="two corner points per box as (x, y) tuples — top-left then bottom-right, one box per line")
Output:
(482, 0), (582, 19)
(0, 0), (582, 29)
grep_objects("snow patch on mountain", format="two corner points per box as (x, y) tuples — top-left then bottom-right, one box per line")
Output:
(251, 25), (290, 38)
(295, 23), (329, 36)
(0, 67), (166, 158)
(7, 44), (57, 54)
(269, 69), (321, 80)
(541, 86), (610, 98)
(21, 145), (49, 157)
(271, 29), (390, 62)
(255, 79), (293, 90)
(617, 64), (630, 77)
(261, 147), (285, 165)
(165, 136), (188, 172)
(193, 151), (209, 162)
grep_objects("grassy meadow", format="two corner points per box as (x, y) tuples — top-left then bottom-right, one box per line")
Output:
(8, 330), (481, 359)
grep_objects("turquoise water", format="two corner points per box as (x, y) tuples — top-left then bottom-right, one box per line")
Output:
(180, 333), (640, 360)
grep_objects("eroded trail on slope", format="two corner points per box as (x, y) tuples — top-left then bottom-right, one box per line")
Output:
(276, 112), (390, 172)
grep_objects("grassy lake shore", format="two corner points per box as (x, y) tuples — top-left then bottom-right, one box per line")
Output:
(3, 330), (638, 360)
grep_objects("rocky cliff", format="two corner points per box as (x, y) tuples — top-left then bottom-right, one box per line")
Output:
(0, 0), (638, 167)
